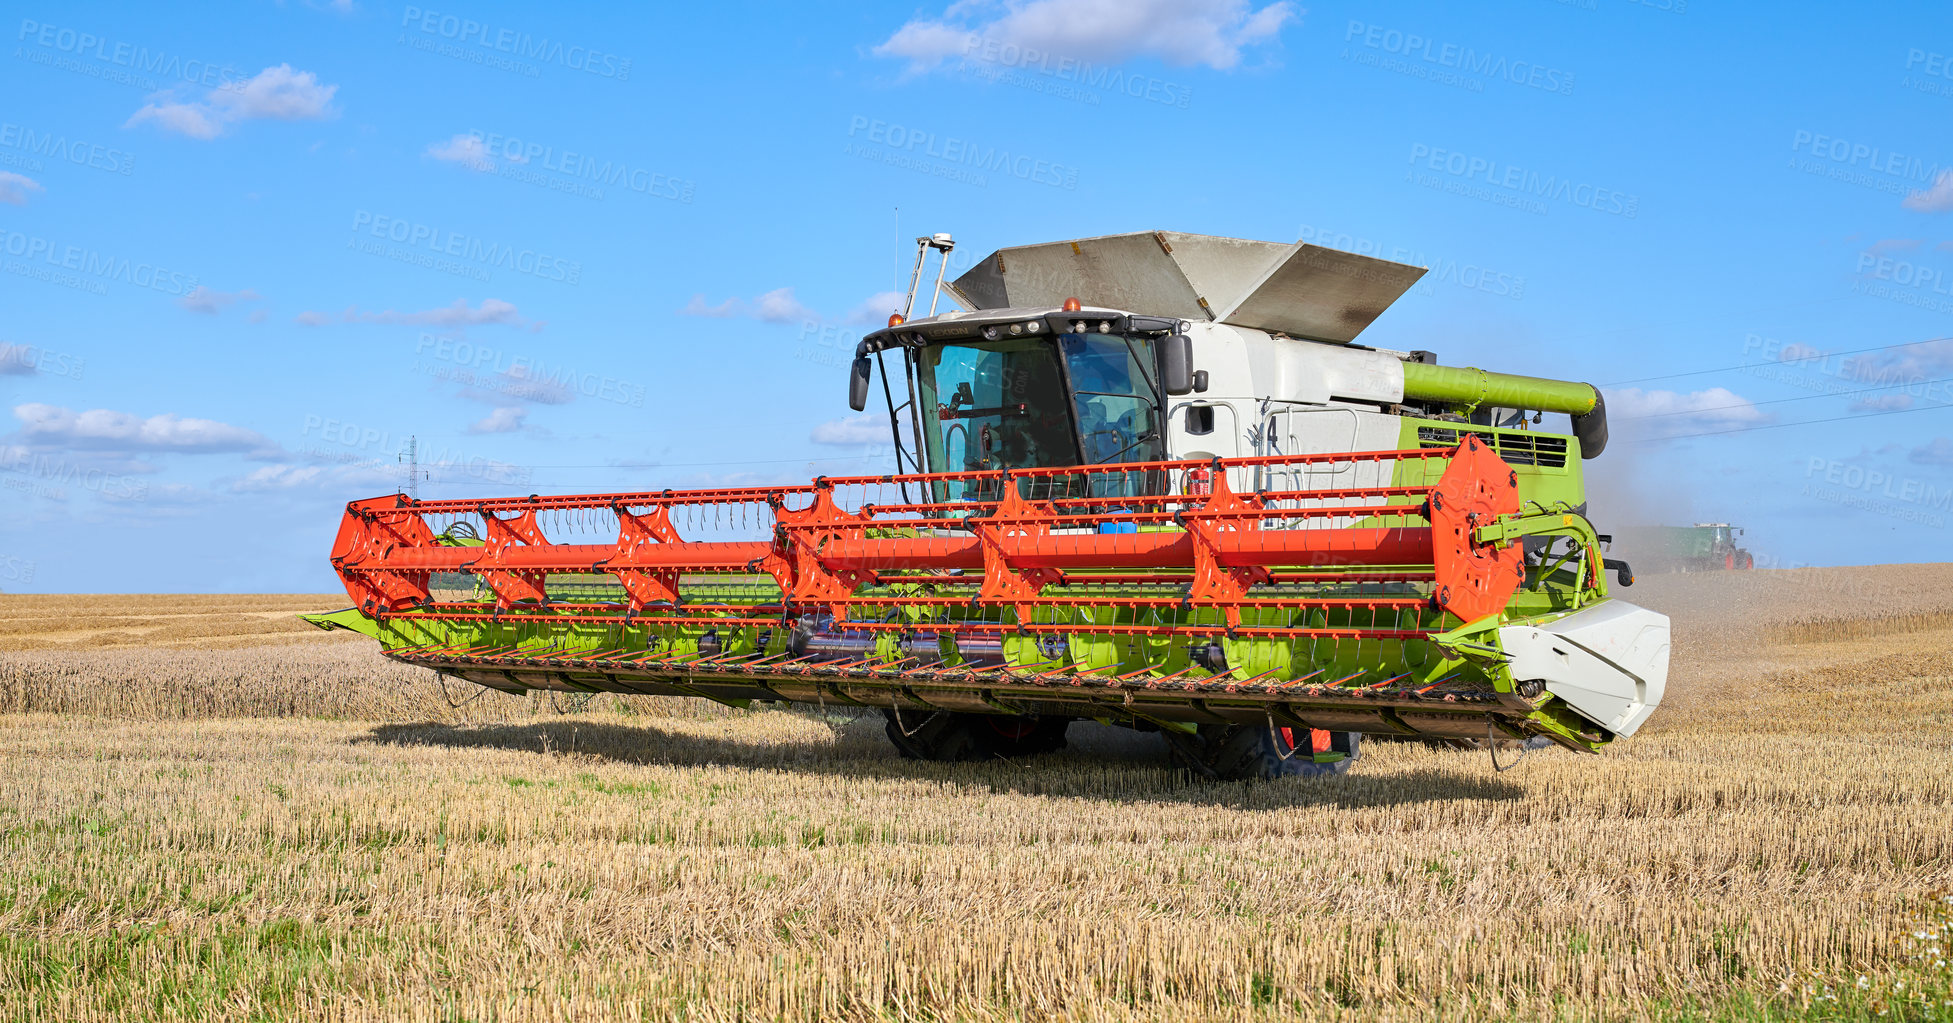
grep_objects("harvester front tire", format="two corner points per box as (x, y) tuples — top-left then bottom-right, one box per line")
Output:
(977, 714), (1071, 757)
(1166, 723), (1361, 781)
(881, 710), (1070, 762)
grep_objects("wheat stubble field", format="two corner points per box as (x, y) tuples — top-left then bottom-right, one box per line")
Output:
(1, 569), (1950, 1021)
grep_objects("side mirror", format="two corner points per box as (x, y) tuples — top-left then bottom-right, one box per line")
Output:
(1160, 334), (1194, 395)
(848, 356), (872, 412)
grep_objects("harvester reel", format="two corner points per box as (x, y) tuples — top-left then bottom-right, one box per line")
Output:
(311, 437), (1666, 768)
(1427, 434), (1525, 622)
(882, 710), (1071, 762)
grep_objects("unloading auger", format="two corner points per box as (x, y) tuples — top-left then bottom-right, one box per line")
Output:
(309, 231), (1670, 780)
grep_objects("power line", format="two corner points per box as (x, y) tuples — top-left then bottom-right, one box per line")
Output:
(1620, 375), (1953, 420)
(417, 452), (895, 488)
(1601, 335), (1951, 387)
(438, 452), (897, 472)
(1627, 400), (1947, 443)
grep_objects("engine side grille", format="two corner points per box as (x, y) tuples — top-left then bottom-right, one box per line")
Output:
(1416, 427), (1568, 468)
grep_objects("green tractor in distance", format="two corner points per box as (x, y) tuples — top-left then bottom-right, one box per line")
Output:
(1614, 524), (1754, 573)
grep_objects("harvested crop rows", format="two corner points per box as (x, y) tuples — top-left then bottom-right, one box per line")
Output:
(1, 569), (1950, 1021)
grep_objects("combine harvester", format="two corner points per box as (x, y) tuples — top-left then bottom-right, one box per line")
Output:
(309, 231), (1669, 779)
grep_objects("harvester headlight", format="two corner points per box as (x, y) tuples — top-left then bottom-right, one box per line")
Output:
(1009, 323), (1022, 335)
(1098, 320), (1111, 333)
(1025, 321), (1040, 333)
(982, 326), (1001, 340)
(1072, 320), (1086, 332)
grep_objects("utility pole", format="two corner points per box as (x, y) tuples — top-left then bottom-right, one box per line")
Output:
(400, 435), (420, 499)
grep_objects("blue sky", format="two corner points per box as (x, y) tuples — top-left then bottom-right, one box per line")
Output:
(2, 0), (1950, 593)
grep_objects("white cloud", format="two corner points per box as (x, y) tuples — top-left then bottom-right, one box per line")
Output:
(1903, 169), (1953, 213)
(678, 287), (814, 323)
(224, 64), (339, 119)
(0, 344), (36, 376)
(874, 0), (1299, 72)
(751, 287), (814, 323)
(111, 481), (205, 505)
(233, 464), (326, 490)
(678, 287), (924, 330)
(1848, 338), (1953, 383)
(126, 64), (339, 139)
(126, 102), (225, 139)
(678, 294), (740, 318)
(426, 133), (494, 171)
(233, 460), (398, 493)
(294, 298), (533, 329)
(846, 290), (906, 325)
(1911, 437), (1953, 465)
(0, 441), (159, 478)
(12, 403), (281, 457)
(0, 171), (44, 205)
(811, 414), (889, 445)
(452, 368), (574, 408)
(501, 366), (574, 405)
(468, 407), (527, 434)
(241, 450), (530, 493)
(1610, 387), (1767, 436)
(180, 286), (262, 314)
